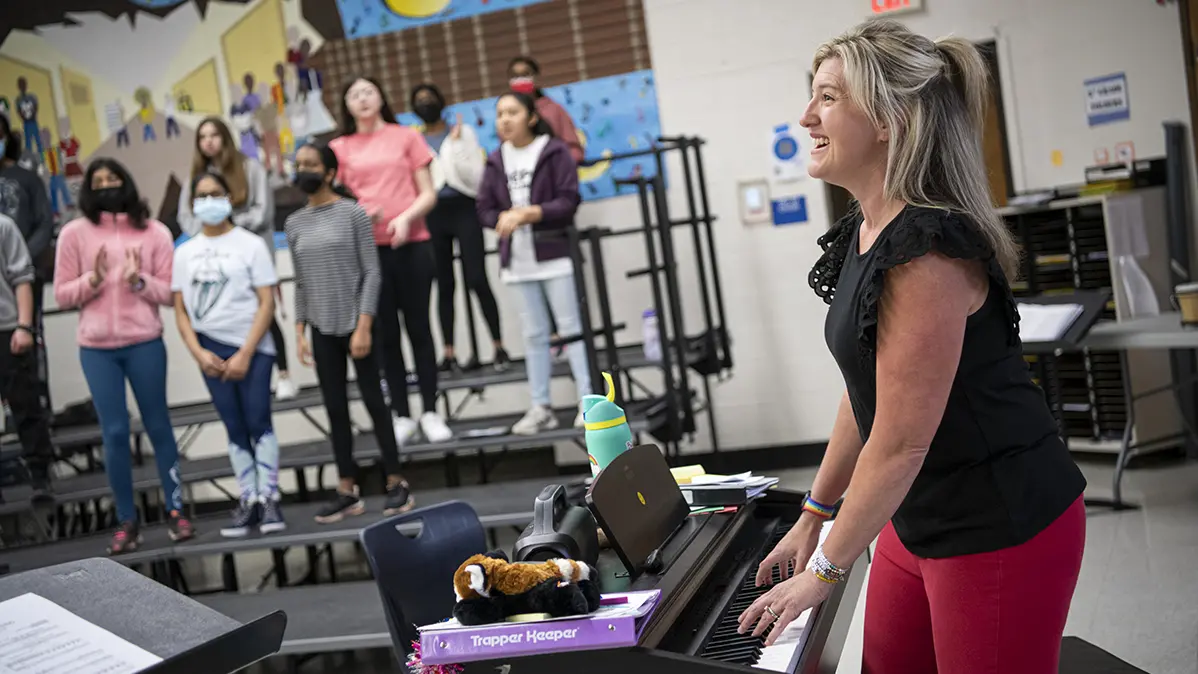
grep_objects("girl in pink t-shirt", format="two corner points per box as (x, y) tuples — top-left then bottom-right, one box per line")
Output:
(328, 76), (452, 449)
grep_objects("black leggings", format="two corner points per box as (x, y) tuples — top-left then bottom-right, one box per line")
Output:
(428, 195), (501, 348)
(269, 317), (289, 372)
(309, 327), (401, 479)
(375, 241), (439, 417)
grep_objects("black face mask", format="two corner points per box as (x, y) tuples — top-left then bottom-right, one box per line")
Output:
(414, 102), (443, 125)
(92, 187), (125, 213)
(294, 172), (326, 195)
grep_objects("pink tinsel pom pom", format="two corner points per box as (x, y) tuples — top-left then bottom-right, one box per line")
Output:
(406, 640), (464, 674)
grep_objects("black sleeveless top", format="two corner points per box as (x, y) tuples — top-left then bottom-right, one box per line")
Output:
(811, 205), (1086, 559)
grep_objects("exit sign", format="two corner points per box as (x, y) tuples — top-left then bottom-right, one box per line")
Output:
(873, 0), (922, 14)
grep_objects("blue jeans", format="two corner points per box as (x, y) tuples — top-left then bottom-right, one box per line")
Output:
(198, 334), (279, 500)
(48, 175), (71, 214)
(22, 119), (42, 153)
(514, 272), (592, 406)
(79, 338), (182, 524)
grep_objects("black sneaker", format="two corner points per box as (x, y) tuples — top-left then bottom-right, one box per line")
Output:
(259, 498), (287, 534)
(220, 497), (259, 538)
(493, 348), (511, 372)
(108, 521), (141, 555)
(438, 357), (463, 376)
(27, 463), (53, 505)
(314, 490), (365, 524)
(462, 356), (482, 371)
(384, 481), (414, 516)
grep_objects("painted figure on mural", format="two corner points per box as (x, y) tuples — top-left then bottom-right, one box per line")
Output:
(106, 99), (130, 148)
(286, 38), (322, 102)
(255, 83), (284, 176)
(57, 117), (83, 205)
(41, 127), (72, 219)
(135, 87), (156, 142)
(163, 92), (181, 139)
(234, 76), (262, 159)
(16, 79), (43, 155)
(0, 97), (10, 122)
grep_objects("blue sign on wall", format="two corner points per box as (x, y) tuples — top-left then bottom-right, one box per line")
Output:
(1084, 72), (1130, 127)
(397, 69), (663, 202)
(337, 0), (551, 40)
(771, 196), (808, 226)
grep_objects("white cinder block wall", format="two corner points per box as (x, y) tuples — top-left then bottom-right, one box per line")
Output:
(36, 0), (1192, 481)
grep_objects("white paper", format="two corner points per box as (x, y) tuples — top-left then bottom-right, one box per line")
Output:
(1105, 195), (1149, 259)
(1017, 303), (1084, 343)
(0, 593), (163, 674)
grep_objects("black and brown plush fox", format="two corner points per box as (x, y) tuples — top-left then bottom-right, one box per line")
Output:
(451, 550), (601, 625)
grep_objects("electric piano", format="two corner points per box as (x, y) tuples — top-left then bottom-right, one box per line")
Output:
(459, 489), (866, 673)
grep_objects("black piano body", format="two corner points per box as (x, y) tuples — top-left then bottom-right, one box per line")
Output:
(457, 488), (866, 674)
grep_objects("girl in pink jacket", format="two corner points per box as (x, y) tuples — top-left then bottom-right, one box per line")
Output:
(54, 158), (194, 554)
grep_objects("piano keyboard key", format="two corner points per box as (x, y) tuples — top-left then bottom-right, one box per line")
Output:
(752, 608), (813, 672)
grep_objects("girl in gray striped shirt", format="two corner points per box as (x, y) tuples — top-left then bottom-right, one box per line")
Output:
(285, 143), (412, 523)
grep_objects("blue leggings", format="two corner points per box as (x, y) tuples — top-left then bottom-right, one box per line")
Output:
(79, 338), (182, 524)
(198, 334), (279, 501)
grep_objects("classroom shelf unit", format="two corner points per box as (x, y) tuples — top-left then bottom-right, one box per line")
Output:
(999, 187), (1183, 455)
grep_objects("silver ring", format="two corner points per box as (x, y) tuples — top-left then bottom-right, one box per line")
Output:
(765, 606), (780, 620)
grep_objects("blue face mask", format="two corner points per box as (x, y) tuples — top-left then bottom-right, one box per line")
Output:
(193, 196), (233, 225)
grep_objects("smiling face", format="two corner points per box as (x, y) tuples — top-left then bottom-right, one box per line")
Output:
(344, 79), (384, 122)
(800, 57), (888, 189)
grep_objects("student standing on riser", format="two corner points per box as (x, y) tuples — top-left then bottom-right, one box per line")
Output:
(177, 117), (297, 401)
(173, 171), (286, 538)
(53, 158), (195, 555)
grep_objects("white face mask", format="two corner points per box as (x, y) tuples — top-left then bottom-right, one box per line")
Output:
(193, 196), (232, 225)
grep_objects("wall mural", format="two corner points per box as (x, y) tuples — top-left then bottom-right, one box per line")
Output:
(397, 70), (661, 200)
(1, 0), (656, 248)
(336, 0), (551, 40)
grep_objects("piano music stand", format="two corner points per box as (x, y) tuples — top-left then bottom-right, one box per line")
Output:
(586, 444), (691, 580)
(0, 558), (286, 673)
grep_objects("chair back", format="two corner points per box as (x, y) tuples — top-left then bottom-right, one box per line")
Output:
(359, 500), (487, 662)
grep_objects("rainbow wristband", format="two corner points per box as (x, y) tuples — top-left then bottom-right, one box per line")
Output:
(802, 495), (835, 519)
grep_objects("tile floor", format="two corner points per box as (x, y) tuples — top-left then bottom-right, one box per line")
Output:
(244, 456), (1197, 674)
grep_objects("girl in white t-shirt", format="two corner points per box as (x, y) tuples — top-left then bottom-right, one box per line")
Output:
(476, 92), (591, 435)
(172, 172), (285, 538)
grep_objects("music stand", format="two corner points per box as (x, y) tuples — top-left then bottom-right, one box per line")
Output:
(1017, 290), (1111, 355)
(585, 444), (690, 580)
(0, 558), (286, 674)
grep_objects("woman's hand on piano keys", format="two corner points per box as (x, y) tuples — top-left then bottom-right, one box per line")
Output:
(755, 517), (823, 587)
(737, 571), (834, 647)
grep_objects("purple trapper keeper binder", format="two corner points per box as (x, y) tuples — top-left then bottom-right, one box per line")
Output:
(419, 590), (662, 665)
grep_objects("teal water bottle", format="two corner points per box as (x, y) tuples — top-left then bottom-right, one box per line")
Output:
(582, 372), (634, 477)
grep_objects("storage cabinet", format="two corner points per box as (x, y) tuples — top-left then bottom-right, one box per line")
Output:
(999, 188), (1182, 454)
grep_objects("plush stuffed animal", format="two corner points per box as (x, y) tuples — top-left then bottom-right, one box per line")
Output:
(452, 550), (601, 626)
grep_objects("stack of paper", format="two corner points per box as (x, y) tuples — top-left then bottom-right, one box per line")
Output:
(680, 472), (779, 507)
(1017, 302), (1084, 343)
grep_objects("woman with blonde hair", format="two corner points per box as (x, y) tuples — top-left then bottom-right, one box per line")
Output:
(178, 117), (296, 399)
(737, 20), (1086, 674)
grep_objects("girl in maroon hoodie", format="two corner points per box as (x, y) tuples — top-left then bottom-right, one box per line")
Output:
(476, 92), (591, 435)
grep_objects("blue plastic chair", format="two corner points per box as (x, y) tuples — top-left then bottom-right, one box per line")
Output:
(359, 500), (487, 663)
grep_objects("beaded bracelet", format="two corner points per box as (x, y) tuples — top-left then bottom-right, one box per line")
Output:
(801, 495), (835, 519)
(809, 545), (849, 584)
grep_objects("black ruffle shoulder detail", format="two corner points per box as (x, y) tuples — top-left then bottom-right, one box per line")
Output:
(812, 206), (1022, 372)
(807, 211), (858, 305)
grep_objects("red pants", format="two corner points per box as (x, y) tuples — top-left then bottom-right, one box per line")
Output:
(863, 497), (1085, 674)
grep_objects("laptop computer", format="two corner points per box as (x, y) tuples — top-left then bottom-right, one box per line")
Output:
(585, 444), (691, 579)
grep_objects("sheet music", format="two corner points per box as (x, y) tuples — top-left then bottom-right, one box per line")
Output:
(1017, 303), (1084, 343)
(0, 593), (163, 674)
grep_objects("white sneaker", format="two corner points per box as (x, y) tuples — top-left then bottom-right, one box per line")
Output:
(420, 412), (453, 443)
(512, 405), (559, 436)
(275, 377), (298, 401)
(393, 416), (419, 447)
